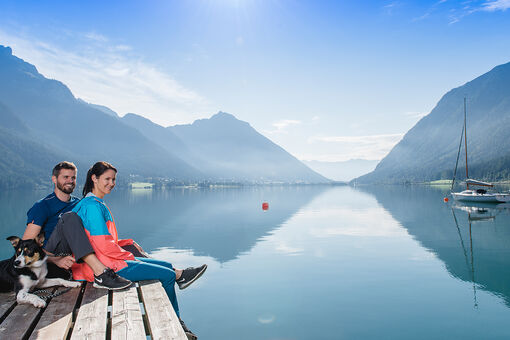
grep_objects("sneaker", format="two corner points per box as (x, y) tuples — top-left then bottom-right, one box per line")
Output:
(93, 268), (132, 290)
(176, 264), (207, 290)
(180, 318), (198, 340)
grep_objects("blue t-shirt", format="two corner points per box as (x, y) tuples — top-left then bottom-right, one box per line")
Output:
(26, 192), (79, 245)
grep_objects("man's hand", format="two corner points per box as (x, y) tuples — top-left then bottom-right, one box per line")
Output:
(48, 255), (76, 270)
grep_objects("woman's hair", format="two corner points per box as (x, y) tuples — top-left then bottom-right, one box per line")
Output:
(82, 161), (117, 197)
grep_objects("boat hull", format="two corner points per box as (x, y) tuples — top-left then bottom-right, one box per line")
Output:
(452, 191), (510, 203)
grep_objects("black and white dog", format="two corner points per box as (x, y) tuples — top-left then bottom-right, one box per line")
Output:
(0, 236), (81, 308)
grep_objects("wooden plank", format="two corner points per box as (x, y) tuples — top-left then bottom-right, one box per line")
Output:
(0, 295), (44, 339)
(0, 292), (16, 319)
(71, 283), (108, 340)
(139, 280), (187, 340)
(29, 284), (82, 340)
(111, 285), (146, 340)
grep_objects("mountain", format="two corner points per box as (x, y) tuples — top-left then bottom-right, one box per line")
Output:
(0, 45), (202, 187)
(355, 61), (510, 184)
(169, 112), (329, 183)
(0, 45), (327, 186)
(0, 101), (67, 187)
(78, 99), (119, 118)
(304, 159), (378, 182)
(123, 111), (329, 183)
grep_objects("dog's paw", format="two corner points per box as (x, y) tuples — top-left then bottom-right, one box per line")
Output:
(32, 297), (46, 308)
(17, 292), (46, 308)
(27, 295), (46, 308)
(65, 281), (82, 288)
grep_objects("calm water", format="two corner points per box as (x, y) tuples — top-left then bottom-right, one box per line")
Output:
(2, 185), (510, 339)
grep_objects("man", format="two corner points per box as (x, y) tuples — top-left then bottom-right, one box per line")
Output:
(23, 162), (206, 292)
(23, 161), (131, 289)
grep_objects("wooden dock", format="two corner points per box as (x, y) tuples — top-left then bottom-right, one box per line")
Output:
(0, 280), (187, 340)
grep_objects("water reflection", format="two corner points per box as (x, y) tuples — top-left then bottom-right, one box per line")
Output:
(360, 185), (510, 308)
(100, 185), (328, 263)
(0, 186), (328, 262)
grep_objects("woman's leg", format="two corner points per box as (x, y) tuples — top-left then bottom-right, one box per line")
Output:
(135, 257), (174, 270)
(117, 260), (179, 317)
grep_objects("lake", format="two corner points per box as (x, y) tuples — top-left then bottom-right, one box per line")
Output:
(2, 185), (510, 339)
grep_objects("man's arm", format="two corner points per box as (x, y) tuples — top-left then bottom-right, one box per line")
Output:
(23, 223), (75, 270)
(23, 223), (42, 240)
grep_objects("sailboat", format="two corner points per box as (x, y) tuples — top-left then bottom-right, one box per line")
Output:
(451, 98), (510, 203)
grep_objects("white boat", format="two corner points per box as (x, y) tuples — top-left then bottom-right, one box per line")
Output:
(451, 189), (510, 203)
(450, 99), (510, 203)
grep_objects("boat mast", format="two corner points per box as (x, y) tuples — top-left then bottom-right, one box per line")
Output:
(464, 97), (469, 189)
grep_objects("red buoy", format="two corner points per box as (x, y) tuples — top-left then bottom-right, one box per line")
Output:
(443, 197), (449, 202)
(262, 202), (269, 210)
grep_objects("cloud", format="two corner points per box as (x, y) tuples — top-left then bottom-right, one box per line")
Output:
(446, 0), (510, 23)
(303, 133), (404, 161)
(0, 29), (212, 126)
(263, 119), (302, 134)
(383, 2), (401, 15)
(481, 0), (510, 11)
(403, 111), (427, 118)
(84, 32), (108, 42)
(412, 0), (448, 22)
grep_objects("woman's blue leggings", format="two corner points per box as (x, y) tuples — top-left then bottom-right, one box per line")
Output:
(117, 257), (180, 317)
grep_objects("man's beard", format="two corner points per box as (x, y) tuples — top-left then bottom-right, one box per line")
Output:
(57, 182), (75, 194)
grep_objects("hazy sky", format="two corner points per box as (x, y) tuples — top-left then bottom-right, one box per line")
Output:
(1, 0), (510, 162)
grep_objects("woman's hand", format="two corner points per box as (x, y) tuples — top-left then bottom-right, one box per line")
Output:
(133, 241), (150, 257)
(133, 241), (144, 253)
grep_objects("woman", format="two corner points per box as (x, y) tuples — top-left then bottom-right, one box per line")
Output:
(71, 161), (206, 339)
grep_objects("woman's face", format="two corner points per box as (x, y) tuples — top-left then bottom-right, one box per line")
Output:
(92, 169), (116, 198)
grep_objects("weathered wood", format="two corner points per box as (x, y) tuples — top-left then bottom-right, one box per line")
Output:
(140, 280), (187, 340)
(71, 283), (108, 340)
(0, 280), (190, 340)
(0, 294), (44, 339)
(111, 284), (146, 340)
(0, 292), (16, 319)
(29, 285), (82, 340)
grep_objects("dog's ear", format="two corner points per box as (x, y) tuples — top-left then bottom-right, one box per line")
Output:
(35, 233), (45, 247)
(6, 236), (20, 248)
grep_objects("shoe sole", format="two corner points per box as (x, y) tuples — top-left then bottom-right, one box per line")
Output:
(93, 281), (132, 290)
(185, 331), (198, 340)
(178, 264), (207, 290)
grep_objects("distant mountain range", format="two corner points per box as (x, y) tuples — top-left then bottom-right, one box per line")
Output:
(355, 61), (510, 184)
(0, 45), (328, 188)
(304, 159), (378, 182)
(123, 112), (327, 183)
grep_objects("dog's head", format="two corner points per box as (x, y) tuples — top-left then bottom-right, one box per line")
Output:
(7, 235), (46, 269)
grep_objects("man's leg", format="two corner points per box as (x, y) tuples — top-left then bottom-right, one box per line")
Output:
(46, 212), (131, 290)
(45, 212), (107, 276)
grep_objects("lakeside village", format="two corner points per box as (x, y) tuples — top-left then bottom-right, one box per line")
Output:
(32, 176), (510, 192)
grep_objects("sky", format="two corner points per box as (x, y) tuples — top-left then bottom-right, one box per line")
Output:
(1, 0), (510, 162)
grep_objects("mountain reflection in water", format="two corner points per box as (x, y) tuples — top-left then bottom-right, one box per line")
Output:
(107, 185), (329, 263)
(359, 185), (510, 308)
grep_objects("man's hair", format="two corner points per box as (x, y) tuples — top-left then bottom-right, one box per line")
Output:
(52, 161), (77, 177)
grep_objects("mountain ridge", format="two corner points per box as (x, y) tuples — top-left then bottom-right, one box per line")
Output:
(0, 45), (328, 187)
(354, 61), (510, 184)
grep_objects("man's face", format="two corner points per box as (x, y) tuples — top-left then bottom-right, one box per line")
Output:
(53, 169), (77, 194)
